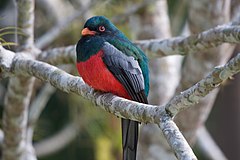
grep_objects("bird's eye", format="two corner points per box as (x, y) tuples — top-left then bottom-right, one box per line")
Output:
(98, 26), (105, 32)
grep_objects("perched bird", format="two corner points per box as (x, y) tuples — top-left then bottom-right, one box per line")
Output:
(76, 16), (149, 160)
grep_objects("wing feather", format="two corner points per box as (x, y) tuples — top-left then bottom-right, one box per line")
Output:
(102, 42), (148, 104)
(101, 42), (148, 160)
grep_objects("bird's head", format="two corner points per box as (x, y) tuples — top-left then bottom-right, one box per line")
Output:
(81, 16), (120, 37)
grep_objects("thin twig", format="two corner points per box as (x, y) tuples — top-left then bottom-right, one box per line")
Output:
(35, 1), (96, 49)
(28, 84), (56, 127)
(34, 122), (79, 157)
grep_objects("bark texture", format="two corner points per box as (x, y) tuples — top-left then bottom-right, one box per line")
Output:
(2, 0), (37, 160)
(175, 0), (235, 144)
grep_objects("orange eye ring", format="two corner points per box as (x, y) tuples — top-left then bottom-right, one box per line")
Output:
(99, 26), (105, 32)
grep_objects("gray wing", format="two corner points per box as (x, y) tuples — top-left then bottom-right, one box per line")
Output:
(102, 42), (147, 103)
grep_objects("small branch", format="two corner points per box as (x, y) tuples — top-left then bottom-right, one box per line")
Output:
(135, 25), (240, 58)
(28, 84), (56, 127)
(166, 53), (240, 117)
(34, 122), (79, 157)
(35, 1), (95, 49)
(38, 45), (75, 65)
(231, 0), (240, 23)
(0, 129), (4, 146)
(196, 126), (228, 160)
(36, 0), (66, 23)
(17, 0), (35, 49)
(112, 0), (155, 24)
(36, 0), (153, 49)
(26, 84), (56, 157)
(35, 12), (81, 49)
(27, 66), (73, 144)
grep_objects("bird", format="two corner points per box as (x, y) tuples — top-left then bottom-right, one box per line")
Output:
(76, 16), (149, 160)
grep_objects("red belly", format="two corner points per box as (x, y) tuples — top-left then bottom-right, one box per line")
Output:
(77, 50), (130, 99)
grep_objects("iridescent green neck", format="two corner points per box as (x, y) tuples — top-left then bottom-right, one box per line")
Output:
(76, 36), (105, 62)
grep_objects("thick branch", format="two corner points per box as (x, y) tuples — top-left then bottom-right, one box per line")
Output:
(1, 49), (240, 160)
(0, 46), (198, 160)
(1, 45), (240, 160)
(1, 46), (240, 128)
(36, 47), (240, 120)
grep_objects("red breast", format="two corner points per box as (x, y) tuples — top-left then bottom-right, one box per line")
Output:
(77, 50), (131, 99)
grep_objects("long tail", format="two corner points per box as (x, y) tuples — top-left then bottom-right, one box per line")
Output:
(121, 119), (139, 160)
(121, 90), (148, 160)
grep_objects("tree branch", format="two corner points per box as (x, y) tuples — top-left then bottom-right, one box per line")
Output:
(17, 0), (35, 49)
(136, 25), (240, 58)
(172, 0), (234, 145)
(38, 24), (240, 65)
(159, 115), (197, 160)
(0, 45), (197, 160)
(1, 1), (238, 160)
(38, 45), (75, 65)
(1, 43), (240, 159)
(165, 53), (240, 117)
(135, 1), (182, 159)
(28, 84), (56, 127)
(34, 122), (79, 157)
(2, 0), (37, 160)
(35, 1), (96, 49)
(111, 0), (155, 24)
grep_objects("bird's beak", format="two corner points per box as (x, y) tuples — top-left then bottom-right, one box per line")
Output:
(81, 28), (96, 36)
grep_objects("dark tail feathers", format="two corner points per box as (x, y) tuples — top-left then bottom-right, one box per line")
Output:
(121, 118), (139, 160)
